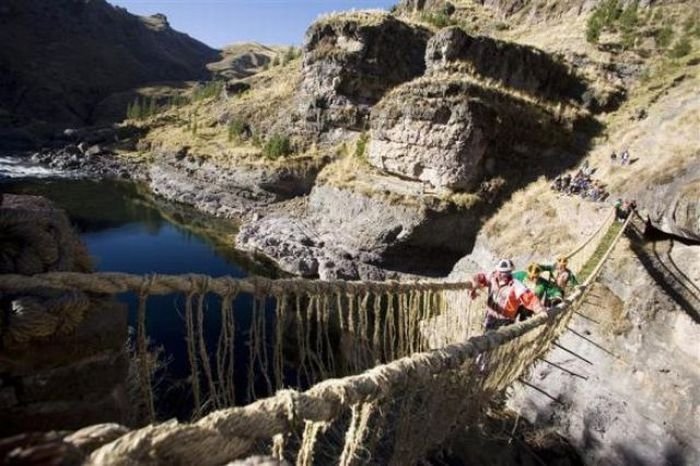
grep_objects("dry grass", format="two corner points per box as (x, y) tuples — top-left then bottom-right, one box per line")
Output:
(481, 177), (611, 260)
(584, 66), (700, 194)
(314, 9), (391, 28)
(129, 56), (302, 168)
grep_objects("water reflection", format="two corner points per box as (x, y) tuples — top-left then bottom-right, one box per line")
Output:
(3, 177), (280, 419)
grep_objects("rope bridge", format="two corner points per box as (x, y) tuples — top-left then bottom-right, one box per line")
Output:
(0, 211), (625, 465)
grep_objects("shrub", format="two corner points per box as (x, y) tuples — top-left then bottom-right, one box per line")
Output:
(586, 0), (622, 44)
(126, 95), (163, 120)
(354, 133), (369, 159)
(282, 46), (297, 65)
(587, 16), (603, 43)
(420, 12), (454, 29)
(654, 25), (674, 48)
(669, 36), (692, 58)
(227, 118), (248, 142)
(193, 81), (223, 101)
(263, 134), (292, 159)
(619, 2), (639, 31)
(271, 55), (280, 67)
(683, 13), (700, 38)
(600, 0), (622, 25)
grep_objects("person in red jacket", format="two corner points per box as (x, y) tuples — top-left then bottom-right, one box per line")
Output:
(470, 258), (546, 330)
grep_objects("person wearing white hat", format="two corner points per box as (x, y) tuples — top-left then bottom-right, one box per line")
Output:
(470, 258), (546, 330)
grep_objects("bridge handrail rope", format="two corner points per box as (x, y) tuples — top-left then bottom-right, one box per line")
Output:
(0, 206), (617, 297)
(0, 273), (472, 296)
(565, 209), (615, 261)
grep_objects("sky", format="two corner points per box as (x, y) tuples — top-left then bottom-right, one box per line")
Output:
(109, 0), (397, 48)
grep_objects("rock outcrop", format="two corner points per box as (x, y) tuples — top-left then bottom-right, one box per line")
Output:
(296, 11), (431, 139)
(635, 160), (700, 242)
(237, 183), (483, 279)
(368, 78), (496, 190)
(147, 148), (325, 219)
(425, 27), (586, 103)
(368, 75), (582, 190)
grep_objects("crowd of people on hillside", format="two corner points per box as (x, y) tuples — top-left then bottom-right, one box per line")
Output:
(551, 161), (609, 202)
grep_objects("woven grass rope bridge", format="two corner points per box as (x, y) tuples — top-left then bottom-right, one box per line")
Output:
(0, 211), (629, 465)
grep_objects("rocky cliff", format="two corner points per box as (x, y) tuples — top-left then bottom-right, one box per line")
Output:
(295, 11), (431, 141)
(0, 0), (219, 148)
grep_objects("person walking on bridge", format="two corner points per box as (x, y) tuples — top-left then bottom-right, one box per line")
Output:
(470, 259), (546, 331)
(553, 256), (578, 293)
(513, 262), (564, 307)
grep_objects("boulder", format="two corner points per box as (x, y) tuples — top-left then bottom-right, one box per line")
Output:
(297, 11), (431, 137)
(369, 78), (496, 190)
(636, 166), (700, 242)
(237, 183), (484, 278)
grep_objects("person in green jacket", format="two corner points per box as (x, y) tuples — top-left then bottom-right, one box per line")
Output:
(554, 256), (579, 292)
(513, 262), (564, 306)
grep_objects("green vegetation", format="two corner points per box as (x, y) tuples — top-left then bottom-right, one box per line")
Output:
(577, 221), (623, 282)
(586, 2), (698, 56)
(586, 0), (623, 44)
(192, 81), (224, 101)
(669, 36), (692, 58)
(683, 13), (700, 37)
(227, 118), (248, 142)
(420, 12), (457, 29)
(354, 132), (369, 159)
(126, 95), (163, 120)
(654, 24), (674, 48)
(263, 134), (292, 159)
(282, 46), (300, 65)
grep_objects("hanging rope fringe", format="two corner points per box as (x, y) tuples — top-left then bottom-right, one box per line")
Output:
(137, 276), (156, 423)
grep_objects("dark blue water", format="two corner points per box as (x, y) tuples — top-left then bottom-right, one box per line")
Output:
(2, 178), (278, 417)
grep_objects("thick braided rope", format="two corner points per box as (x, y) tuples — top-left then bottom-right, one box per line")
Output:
(2, 291), (91, 344)
(0, 274), (473, 296)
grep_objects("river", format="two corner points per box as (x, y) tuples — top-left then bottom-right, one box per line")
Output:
(1, 156), (279, 418)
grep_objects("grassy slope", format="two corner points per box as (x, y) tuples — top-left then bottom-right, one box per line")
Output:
(470, 1), (700, 260)
(124, 56), (307, 168)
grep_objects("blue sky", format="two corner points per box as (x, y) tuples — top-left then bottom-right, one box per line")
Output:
(109, 0), (397, 48)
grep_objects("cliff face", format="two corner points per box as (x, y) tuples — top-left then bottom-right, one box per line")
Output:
(0, 0), (219, 143)
(368, 27), (591, 191)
